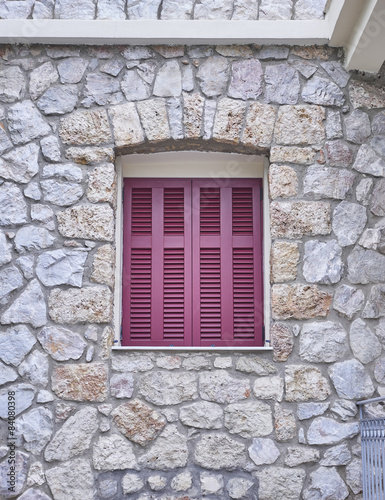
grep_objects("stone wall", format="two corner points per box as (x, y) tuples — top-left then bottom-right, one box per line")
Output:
(1, 42), (385, 499)
(0, 0), (327, 20)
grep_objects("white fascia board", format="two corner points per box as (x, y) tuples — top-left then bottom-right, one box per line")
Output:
(0, 19), (329, 45)
(327, 0), (365, 47)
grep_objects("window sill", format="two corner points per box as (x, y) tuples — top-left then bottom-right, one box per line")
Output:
(112, 345), (273, 352)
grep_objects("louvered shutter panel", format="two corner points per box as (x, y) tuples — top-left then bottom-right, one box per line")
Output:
(122, 179), (192, 346)
(192, 179), (263, 346)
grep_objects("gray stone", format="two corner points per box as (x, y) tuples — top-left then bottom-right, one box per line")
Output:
(195, 433), (246, 470)
(332, 201), (367, 247)
(248, 438), (280, 465)
(303, 240), (343, 284)
(326, 109), (343, 139)
(1, 279), (47, 328)
(167, 97), (183, 140)
(121, 473), (144, 494)
(37, 85), (78, 115)
(285, 447), (320, 467)
(329, 359), (374, 399)
(49, 286), (113, 324)
(199, 371), (250, 404)
(37, 390), (54, 403)
(307, 417), (359, 445)
(225, 401), (273, 438)
(227, 478), (254, 499)
(256, 467), (305, 500)
(7, 100), (51, 145)
(38, 325), (86, 361)
(57, 205), (114, 241)
(333, 284), (365, 319)
(93, 434), (138, 470)
(17, 407), (53, 454)
(24, 182), (41, 201)
(127, 0), (161, 18)
(200, 472), (224, 495)
(345, 109), (371, 143)
(46, 47), (80, 58)
(0, 126), (12, 154)
(98, 478), (118, 499)
(170, 471), (192, 491)
(274, 404), (296, 441)
(59, 108), (112, 145)
(330, 400), (358, 421)
(302, 76), (344, 106)
(371, 134), (385, 157)
(0, 451), (29, 498)
(121, 70), (151, 101)
(346, 459), (362, 494)
(100, 59), (125, 77)
(303, 467), (349, 500)
(325, 140), (354, 167)
(148, 475), (167, 491)
(259, 45), (290, 59)
(97, 0), (125, 18)
(197, 56), (229, 97)
(0, 384), (35, 418)
(0, 325), (35, 366)
(353, 144), (385, 176)
(320, 444), (351, 466)
(0, 142), (39, 183)
(348, 247), (385, 284)
(228, 59), (263, 100)
(373, 111), (385, 134)
(137, 99), (170, 141)
(0, 231), (11, 266)
(112, 355), (154, 372)
(194, 0), (232, 19)
(55, 0), (95, 18)
(36, 249), (87, 287)
(371, 178), (385, 217)
(259, 0), (293, 19)
(26, 460), (45, 487)
(274, 105), (325, 145)
(253, 376), (284, 401)
(110, 373), (134, 398)
(153, 60), (182, 97)
(109, 102), (144, 147)
(203, 99), (217, 139)
(236, 356), (276, 375)
(19, 489), (52, 500)
(0, 361), (18, 386)
(139, 371), (198, 405)
(297, 402), (329, 420)
(45, 407), (98, 461)
(0, 66), (26, 103)
(375, 356), (385, 384)
(182, 65), (194, 92)
(161, 0), (194, 19)
(264, 64), (300, 104)
(40, 135), (61, 162)
(41, 178), (84, 206)
(45, 458), (94, 500)
(304, 165), (355, 200)
(350, 80), (385, 109)
(363, 285), (385, 318)
(31, 204), (55, 230)
(18, 350), (49, 387)
(0, 182), (27, 225)
(139, 425), (188, 470)
(57, 57), (89, 84)
(285, 365), (331, 401)
(300, 321), (347, 363)
(179, 401), (223, 429)
(0, 0), (34, 18)
(0, 265), (23, 305)
(321, 60), (350, 87)
(15, 226), (55, 253)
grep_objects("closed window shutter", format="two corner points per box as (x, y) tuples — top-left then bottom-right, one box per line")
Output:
(192, 179), (263, 346)
(122, 179), (192, 346)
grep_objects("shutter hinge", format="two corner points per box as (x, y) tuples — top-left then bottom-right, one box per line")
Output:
(262, 325), (265, 343)
(260, 187), (263, 201)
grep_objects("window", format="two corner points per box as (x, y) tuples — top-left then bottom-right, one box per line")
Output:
(120, 155), (265, 347)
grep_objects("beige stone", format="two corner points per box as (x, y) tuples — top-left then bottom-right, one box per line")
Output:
(137, 99), (170, 142)
(272, 284), (332, 320)
(59, 109), (112, 145)
(271, 241), (299, 282)
(183, 92), (204, 138)
(253, 376), (284, 401)
(285, 365), (331, 402)
(108, 102), (144, 148)
(52, 363), (108, 402)
(57, 205), (114, 241)
(65, 146), (115, 165)
(269, 164), (298, 199)
(274, 105), (325, 145)
(112, 400), (166, 446)
(270, 201), (331, 238)
(270, 323), (294, 362)
(91, 244), (115, 288)
(87, 163), (116, 205)
(270, 146), (317, 165)
(100, 326), (114, 360)
(216, 45), (254, 58)
(274, 404), (296, 441)
(49, 286), (113, 324)
(291, 46), (331, 60)
(241, 103), (276, 148)
(349, 81), (385, 109)
(213, 98), (247, 144)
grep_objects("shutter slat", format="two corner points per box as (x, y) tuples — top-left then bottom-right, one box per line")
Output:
(233, 247), (255, 340)
(163, 248), (185, 341)
(129, 248), (152, 341)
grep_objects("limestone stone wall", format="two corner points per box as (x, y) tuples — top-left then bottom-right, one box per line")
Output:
(0, 42), (385, 499)
(0, 0), (327, 20)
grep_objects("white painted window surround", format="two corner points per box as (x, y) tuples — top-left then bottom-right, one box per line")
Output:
(113, 152), (272, 352)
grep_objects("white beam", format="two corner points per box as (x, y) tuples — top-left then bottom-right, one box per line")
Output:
(327, 0), (365, 47)
(0, 19), (329, 45)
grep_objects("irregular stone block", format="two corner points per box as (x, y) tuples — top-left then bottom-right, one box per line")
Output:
(37, 249), (87, 287)
(197, 56), (229, 97)
(121, 473), (144, 495)
(87, 163), (116, 205)
(18, 350), (49, 387)
(0, 325), (35, 366)
(228, 59), (263, 100)
(265, 64), (300, 104)
(45, 458), (94, 500)
(1, 279), (47, 328)
(303, 240), (343, 284)
(200, 472), (224, 495)
(55, 0), (95, 18)
(161, 0), (194, 19)
(153, 60), (182, 97)
(0, 361), (18, 386)
(324, 139), (353, 166)
(112, 354), (154, 372)
(320, 443), (351, 466)
(0, 142), (39, 183)
(328, 359), (374, 399)
(270, 146), (316, 164)
(253, 376), (284, 401)
(121, 70), (150, 101)
(179, 401), (223, 429)
(66, 146), (114, 165)
(349, 318), (381, 364)
(272, 284), (332, 320)
(307, 418), (359, 445)
(183, 92), (204, 139)
(348, 247), (385, 284)
(275, 404), (296, 441)
(212, 98), (246, 144)
(363, 284), (385, 318)
(321, 60), (350, 87)
(271, 323), (293, 361)
(0, 265), (23, 306)
(285, 365), (331, 402)
(112, 399), (166, 445)
(241, 102), (276, 148)
(58, 57), (88, 84)
(93, 434), (138, 471)
(49, 286), (112, 324)
(37, 84), (79, 115)
(110, 373), (134, 398)
(225, 401), (273, 438)
(199, 371), (250, 403)
(139, 425), (188, 470)
(271, 201), (331, 238)
(333, 284), (365, 319)
(194, 0), (232, 19)
(59, 109), (112, 145)
(109, 102), (144, 147)
(353, 144), (385, 176)
(330, 400), (357, 421)
(0, 66), (26, 103)
(346, 459), (362, 494)
(137, 99), (170, 141)
(233, 0), (259, 19)
(259, 0), (293, 19)
(15, 226), (55, 252)
(297, 402), (329, 420)
(90, 244), (115, 288)
(285, 447), (320, 467)
(167, 97), (184, 139)
(274, 105), (325, 145)
(248, 438), (279, 465)
(325, 109), (343, 139)
(303, 467), (349, 500)
(38, 325), (86, 361)
(345, 109), (371, 143)
(371, 178), (385, 217)
(83, 73), (121, 107)
(256, 467), (305, 500)
(236, 356), (276, 375)
(139, 371), (198, 405)
(269, 164), (298, 199)
(148, 475), (167, 491)
(271, 241), (299, 283)
(194, 434), (246, 470)
(7, 100), (51, 145)
(51, 363), (108, 401)
(57, 205), (114, 241)
(300, 321), (347, 363)
(171, 471), (192, 491)
(302, 76), (344, 106)
(333, 201), (367, 247)
(349, 81), (385, 109)
(303, 165), (355, 200)
(0, 384), (35, 418)
(0, 451), (29, 498)
(227, 478), (254, 499)
(127, 0), (162, 19)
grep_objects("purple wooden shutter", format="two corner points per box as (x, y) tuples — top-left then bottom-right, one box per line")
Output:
(122, 179), (192, 346)
(192, 179), (263, 346)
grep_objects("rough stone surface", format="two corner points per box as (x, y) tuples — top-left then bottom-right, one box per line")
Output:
(242, 102), (276, 147)
(303, 165), (355, 200)
(8, 100), (51, 145)
(346, 459), (362, 494)
(179, 401), (223, 429)
(303, 467), (349, 500)
(51, 363), (108, 401)
(269, 164), (298, 199)
(59, 108), (112, 145)
(18, 350), (49, 387)
(57, 205), (114, 241)
(36, 249), (87, 287)
(110, 372), (134, 398)
(17, 407), (53, 454)
(333, 284), (365, 319)
(350, 318), (381, 364)
(348, 247), (385, 284)
(109, 102), (144, 147)
(41, 177), (83, 205)
(0, 451), (29, 498)
(38, 325), (86, 361)
(121, 473), (144, 494)
(87, 164), (116, 204)
(270, 146), (317, 164)
(235, 356), (276, 375)
(137, 99), (170, 142)
(0, 182), (27, 225)
(363, 284), (385, 318)
(0, 142), (39, 183)
(353, 144), (385, 176)
(329, 360), (374, 399)
(45, 458), (94, 500)
(271, 241), (299, 283)
(331, 399), (357, 421)
(256, 467), (305, 500)
(332, 201), (367, 247)
(371, 178), (385, 217)
(285, 447), (320, 467)
(213, 98), (246, 144)
(183, 92), (204, 138)
(253, 376), (284, 401)
(325, 140), (353, 166)
(274, 105), (325, 145)
(307, 417), (359, 445)
(265, 64), (300, 104)
(299, 321), (347, 363)
(0, 383), (35, 418)
(228, 59), (263, 100)
(271, 323), (294, 361)
(275, 404), (296, 441)
(197, 56), (229, 97)
(93, 434), (138, 470)
(225, 401), (273, 437)
(199, 371), (250, 403)
(272, 284), (332, 320)
(297, 402), (329, 420)
(195, 434), (246, 470)
(1, 279), (46, 328)
(111, 399), (166, 445)
(0, 66), (26, 102)
(153, 60), (182, 97)
(58, 57), (88, 84)
(248, 438), (280, 465)
(259, 0), (293, 19)
(303, 240), (343, 284)
(349, 81), (385, 109)
(345, 109), (371, 143)
(271, 201), (331, 238)
(200, 472), (224, 495)
(139, 425), (188, 470)
(302, 76), (344, 106)
(320, 444), (351, 466)
(285, 365), (331, 401)
(139, 371), (198, 405)
(227, 478), (254, 499)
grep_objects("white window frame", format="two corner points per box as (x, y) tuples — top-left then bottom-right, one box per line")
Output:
(113, 151), (272, 351)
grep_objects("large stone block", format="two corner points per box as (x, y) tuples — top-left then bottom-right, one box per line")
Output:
(51, 363), (108, 401)
(328, 359), (374, 399)
(274, 105), (325, 145)
(108, 102), (144, 147)
(57, 205), (114, 241)
(307, 418), (359, 445)
(255, 467), (305, 500)
(139, 425), (188, 470)
(194, 434), (247, 470)
(299, 321), (347, 363)
(285, 365), (331, 401)
(139, 371), (198, 405)
(225, 401), (273, 437)
(270, 201), (331, 238)
(272, 284), (332, 320)
(93, 434), (138, 471)
(45, 458), (95, 500)
(241, 102), (276, 148)
(59, 109), (112, 145)
(199, 371), (250, 403)
(213, 98), (246, 144)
